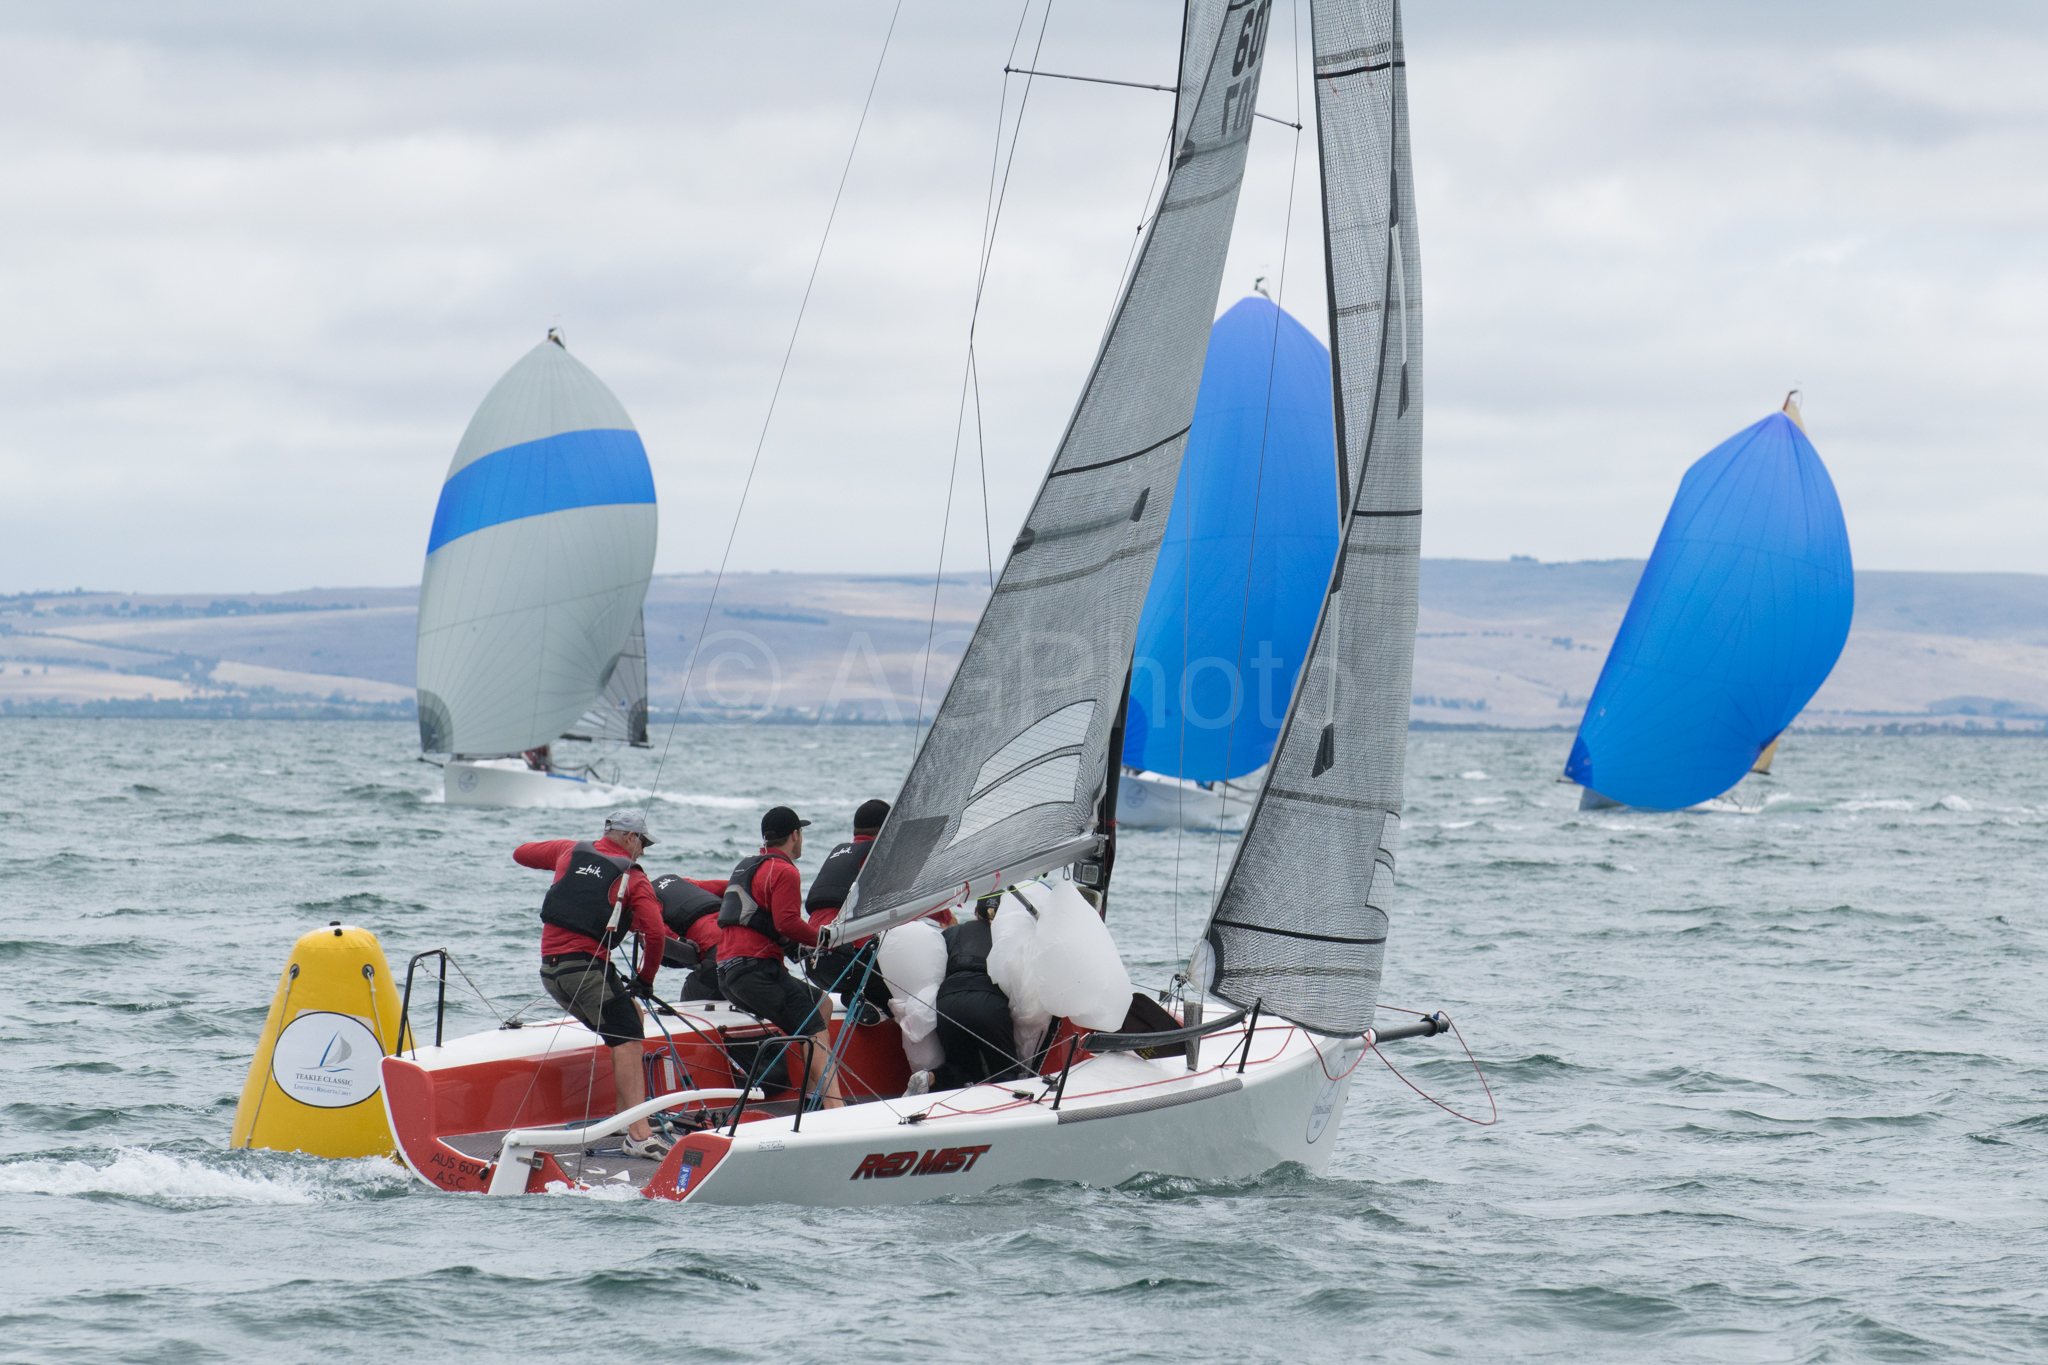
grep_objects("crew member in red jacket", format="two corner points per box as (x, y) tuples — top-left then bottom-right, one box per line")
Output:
(516, 809), (672, 1160)
(715, 805), (843, 1109)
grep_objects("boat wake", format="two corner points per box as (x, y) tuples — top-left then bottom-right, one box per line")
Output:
(0, 1147), (410, 1208)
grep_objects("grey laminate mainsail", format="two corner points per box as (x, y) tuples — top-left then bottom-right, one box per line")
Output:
(1194, 0), (1424, 1036)
(838, 0), (1277, 940)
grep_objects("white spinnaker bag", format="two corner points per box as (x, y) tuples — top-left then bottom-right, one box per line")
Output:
(987, 894), (1051, 1065)
(1026, 881), (1134, 1031)
(877, 919), (946, 1070)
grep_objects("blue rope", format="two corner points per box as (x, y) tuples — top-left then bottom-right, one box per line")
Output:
(807, 943), (881, 1111)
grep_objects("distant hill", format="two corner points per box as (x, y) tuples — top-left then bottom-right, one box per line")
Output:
(6, 564), (2044, 730)
(1422, 559), (2048, 643)
(1410, 560), (2048, 730)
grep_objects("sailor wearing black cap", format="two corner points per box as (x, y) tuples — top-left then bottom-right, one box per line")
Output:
(715, 805), (843, 1109)
(804, 798), (894, 1020)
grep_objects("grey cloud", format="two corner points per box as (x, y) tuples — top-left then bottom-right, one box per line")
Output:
(0, 1), (2041, 594)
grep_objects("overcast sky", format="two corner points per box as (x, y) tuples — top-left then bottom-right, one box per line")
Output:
(1, 1), (2043, 595)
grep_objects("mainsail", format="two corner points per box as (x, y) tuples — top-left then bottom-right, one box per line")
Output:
(1194, 0), (1424, 1037)
(838, 0), (1277, 939)
(415, 335), (658, 757)
(576, 610), (651, 747)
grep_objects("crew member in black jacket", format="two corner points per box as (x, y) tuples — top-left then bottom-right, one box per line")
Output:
(652, 872), (726, 1001)
(905, 896), (1019, 1096)
(803, 798), (895, 1019)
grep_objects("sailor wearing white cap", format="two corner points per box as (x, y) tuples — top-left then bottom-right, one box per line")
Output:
(514, 810), (673, 1159)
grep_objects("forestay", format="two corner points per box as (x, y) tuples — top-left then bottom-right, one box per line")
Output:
(1195, 0), (1423, 1037)
(415, 336), (658, 757)
(839, 0), (1278, 939)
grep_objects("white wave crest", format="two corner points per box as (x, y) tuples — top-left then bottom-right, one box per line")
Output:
(648, 791), (762, 811)
(1934, 794), (1973, 811)
(0, 1148), (408, 1205)
(542, 1177), (646, 1201)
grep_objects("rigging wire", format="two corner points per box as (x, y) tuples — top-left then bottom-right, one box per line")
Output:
(911, 0), (1054, 756)
(647, 0), (905, 799)
(1369, 1006), (1500, 1126)
(971, 352), (995, 588)
(1209, 0), (1306, 904)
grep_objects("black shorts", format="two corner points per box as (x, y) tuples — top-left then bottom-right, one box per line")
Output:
(718, 956), (829, 1037)
(807, 940), (891, 1012)
(539, 954), (642, 1048)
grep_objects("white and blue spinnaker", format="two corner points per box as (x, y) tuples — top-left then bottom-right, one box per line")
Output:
(415, 333), (657, 802)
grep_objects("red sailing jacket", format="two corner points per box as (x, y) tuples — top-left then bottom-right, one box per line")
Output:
(719, 848), (816, 962)
(517, 837), (667, 986)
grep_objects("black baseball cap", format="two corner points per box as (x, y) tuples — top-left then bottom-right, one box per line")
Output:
(761, 805), (811, 842)
(853, 798), (891, 832)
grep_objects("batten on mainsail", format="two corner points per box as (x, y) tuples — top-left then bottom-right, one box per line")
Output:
(416, 336), (658, 758)
(836, 0), (1278, 941)
(1193, 0), (1425, 1038)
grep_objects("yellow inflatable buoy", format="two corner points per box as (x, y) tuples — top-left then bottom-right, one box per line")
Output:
(230, 922), (408, 1159)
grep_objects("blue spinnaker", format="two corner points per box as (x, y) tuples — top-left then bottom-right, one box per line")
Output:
(1123, 296), (1340, 782)
(1565, 409), (1853, 810)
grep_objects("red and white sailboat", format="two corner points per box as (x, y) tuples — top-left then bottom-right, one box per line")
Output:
(380, 972), (1448, 1203)
(380, 0), (1443, 1205)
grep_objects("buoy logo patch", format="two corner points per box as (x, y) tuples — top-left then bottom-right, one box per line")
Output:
(273, 1011), (384, 1109)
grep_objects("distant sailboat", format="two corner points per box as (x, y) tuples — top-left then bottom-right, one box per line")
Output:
(1567, 396), (1852, 811)
(415, 331), (657, 807)
(1117, 295), (1341, 831)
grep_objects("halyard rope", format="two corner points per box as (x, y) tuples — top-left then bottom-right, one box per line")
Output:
(647, 0), (905, 799)
(912, 0), (1052, 757)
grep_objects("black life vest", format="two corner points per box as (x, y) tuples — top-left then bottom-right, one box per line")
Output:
(653, 875), (723, 936)
(718, 853), (794, 950)
(538, 842), (639, 950)
(805, 838), (873, 913)
(655, 875), (723, 969)
(939, 918), (999, 995)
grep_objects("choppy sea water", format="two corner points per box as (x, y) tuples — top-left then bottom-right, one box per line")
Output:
(1, 719), (2044, 1363)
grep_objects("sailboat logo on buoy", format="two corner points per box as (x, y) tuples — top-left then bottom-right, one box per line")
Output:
(271, 1011), (384, 1109)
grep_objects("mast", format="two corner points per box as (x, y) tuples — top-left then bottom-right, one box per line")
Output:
(1191, 0), (1424, 1037)
(836, 0), (1278, 942)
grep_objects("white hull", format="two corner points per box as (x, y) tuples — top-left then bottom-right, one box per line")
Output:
(1575, 783), (1759, 816)
(688, 1028), (1361, 1207)
(379, 992), (1368, 1206)
(442, 758), (611, 808)
(1116, 769), (1255, 831)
